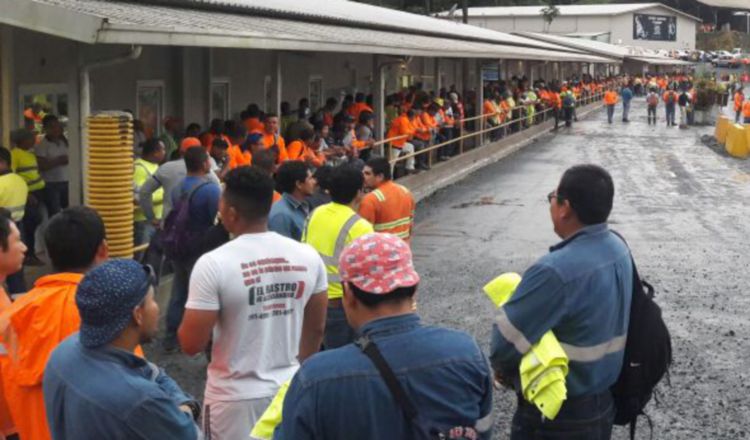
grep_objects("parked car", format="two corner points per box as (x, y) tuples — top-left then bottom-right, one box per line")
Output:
(713, 55), (740, 68)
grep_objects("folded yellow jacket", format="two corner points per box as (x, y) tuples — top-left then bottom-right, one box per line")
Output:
(250, 380), (291, 439)
(484, 273), (569, 420)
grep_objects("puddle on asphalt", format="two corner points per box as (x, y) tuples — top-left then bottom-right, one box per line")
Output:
(451, 196), (524, 209)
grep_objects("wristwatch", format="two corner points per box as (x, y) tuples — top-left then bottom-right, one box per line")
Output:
(181, 400), (201, 421)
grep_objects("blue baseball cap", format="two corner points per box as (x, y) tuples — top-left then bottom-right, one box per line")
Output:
(76, 260), (155, 348)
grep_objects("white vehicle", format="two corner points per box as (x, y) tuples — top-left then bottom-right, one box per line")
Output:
(732, 48), (743, 55)
(713, 54), (740, 68)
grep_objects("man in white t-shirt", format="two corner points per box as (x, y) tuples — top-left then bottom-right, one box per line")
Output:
(179, 166), (328, 440)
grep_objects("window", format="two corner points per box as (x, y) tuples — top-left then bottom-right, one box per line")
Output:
(210, 79), (230, 121)
(136, 81), (164, 138)
(18, 84), (70, 135)
(309, 76), (323, 112)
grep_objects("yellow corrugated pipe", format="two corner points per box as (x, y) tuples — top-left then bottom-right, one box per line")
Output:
(85, 113), (134, 258)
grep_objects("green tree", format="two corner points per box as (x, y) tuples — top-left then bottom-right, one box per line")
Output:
(540, 0), (560, 32)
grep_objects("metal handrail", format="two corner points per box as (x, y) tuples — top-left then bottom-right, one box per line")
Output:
(389, 91), (605, 166)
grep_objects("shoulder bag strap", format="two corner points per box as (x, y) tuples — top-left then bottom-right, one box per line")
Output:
(355, 335), (419, 421)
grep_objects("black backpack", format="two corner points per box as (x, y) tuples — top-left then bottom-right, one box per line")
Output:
(611, 232), (672, 439)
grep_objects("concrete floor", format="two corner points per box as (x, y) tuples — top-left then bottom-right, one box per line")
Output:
(413, 97), (749, 439)
(147, 96), (748, 439)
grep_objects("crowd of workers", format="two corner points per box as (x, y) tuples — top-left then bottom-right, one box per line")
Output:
(0, 74), (676, 440)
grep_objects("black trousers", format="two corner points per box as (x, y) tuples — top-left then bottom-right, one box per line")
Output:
(511, 391), (615, 440)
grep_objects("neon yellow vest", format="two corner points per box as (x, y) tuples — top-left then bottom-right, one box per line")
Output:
(0, 173), (29, 221)
(302, 202), (373, 299)
(11, 148), (45, 192)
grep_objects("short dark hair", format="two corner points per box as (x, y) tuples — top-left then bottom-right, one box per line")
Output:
(211, 138), (229, 150)
(329, 165), (363, 205)
(313, 165), (333, 192)
(557, 164), (614, 225)
(44, 207), (105, 271)
(276, 161), (310, 195)
(11, 128), (34, 146)
(184, 146), (208, 173)
(223, 167), (275, 222)
(0, 147), (10, 166)
(263, 112), (278, 121)
(141, 138), (163, 157)
(42, 114), (59, 129)
(366, 157), (391, 181)
(252, 149), (276, 175)
(349, 282), (417, 308)
(0, 208), (12, 251)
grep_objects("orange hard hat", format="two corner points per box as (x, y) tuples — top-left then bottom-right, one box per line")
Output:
(180, 136), (202, 152)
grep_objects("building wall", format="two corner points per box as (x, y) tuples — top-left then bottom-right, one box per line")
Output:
(469, 7), (697, 50)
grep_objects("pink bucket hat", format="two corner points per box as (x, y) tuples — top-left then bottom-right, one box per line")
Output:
(338, 233), (420, 294)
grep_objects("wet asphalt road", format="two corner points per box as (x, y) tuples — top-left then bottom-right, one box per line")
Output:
(148, 97), (749, 439)
(413, 98), (750, 439)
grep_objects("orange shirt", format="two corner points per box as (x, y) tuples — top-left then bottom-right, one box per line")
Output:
(735, 93), (745, 112)
(244, 117), (264, 133)
(386, 114), (415, 148)
(287, 141), (326, 167)
(359, 180), (416, 242)
(603, 91), (618, 105)
(0, 288), (15, 438)
(273, 191), (282, 204)
(200, 132), (231, 153)
(743, 100), (750, 118)
(347, 102), (373, 121)
(262, 133), (289, 163)
(411, 116), (430, 142)
(228, 145), (252, 169)
(0, 273), (145, 440)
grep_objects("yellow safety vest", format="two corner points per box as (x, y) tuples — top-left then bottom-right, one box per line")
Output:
(0, 173), (29, 222)
(133, 159), (164, 222)
(302, 202), (373, 299)
(10, 148), (45, 192)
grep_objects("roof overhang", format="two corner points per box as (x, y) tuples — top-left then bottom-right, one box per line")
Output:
(628, 57), (696, 65)
(0, 0), (616, 63)
(695, 0), (750, 10)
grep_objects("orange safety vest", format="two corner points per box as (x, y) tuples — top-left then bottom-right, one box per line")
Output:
(262, 133), (289, 163)
(359, 180), (416, 242)
(347, 102), (373, 121)
(244, 117), (264, 134)
(0, 289), (15, 438)
(0, 273), (145, 440)
(604, 91), (618, 105)
(386, 114), (415, 149)
(411, 115), (431, 142)
(735, 93), (745, 112)
(227, 144), (252, 169)
(200, 132), (231, 153)
(743, 100), (750, 118)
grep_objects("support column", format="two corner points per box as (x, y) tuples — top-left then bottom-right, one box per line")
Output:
(476, 59), (484, 146)
(271, 51), (282, 118)
(0, 26), (12, 147)
(434, 58), (441, 93)
(373, 55), (386, 148)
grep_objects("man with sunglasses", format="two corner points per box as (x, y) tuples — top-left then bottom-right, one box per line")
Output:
(44, 260), (199, 439)
(490, 165), (632, 440)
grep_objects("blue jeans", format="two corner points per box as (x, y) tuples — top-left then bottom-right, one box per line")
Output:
(622, 101), (631, 121)
(511, 391), (614, 440)
(166, 258), (196, 336)
(323, 305), (356, 349)
(43, 181), (69, 217)
(606, 105), (615, 123)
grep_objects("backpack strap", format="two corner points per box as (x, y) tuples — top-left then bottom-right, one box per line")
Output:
(183, 180), (212, 203)
(355, 335), (419, 422)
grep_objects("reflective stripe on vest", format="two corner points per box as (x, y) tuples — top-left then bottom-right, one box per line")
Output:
(373, 217), (412, 231)
(8, 205), (25, 222)
(314, 214), (362, 284)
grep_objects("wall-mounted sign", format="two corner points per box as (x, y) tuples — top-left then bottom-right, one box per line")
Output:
(633, 14), (677, 41)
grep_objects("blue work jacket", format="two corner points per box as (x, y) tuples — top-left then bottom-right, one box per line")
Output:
(275, 314), (493, 440)
(490, 223), (633, 397)
(43, 334), (198, 440)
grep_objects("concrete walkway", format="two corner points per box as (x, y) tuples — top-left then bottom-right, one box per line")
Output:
(413, 96), (749, 438)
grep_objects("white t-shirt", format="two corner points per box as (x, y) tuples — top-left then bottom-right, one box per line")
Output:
(186, 231), (328, 401)
(34, 137), (69, 182)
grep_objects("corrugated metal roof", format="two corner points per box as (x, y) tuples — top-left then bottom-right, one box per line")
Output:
(9, 0), (614, 63)
(117, 0), (569, 51)
(440, 3), (701, 22)
(515, 32), (629, 59)
(516, 32), (689, 66)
